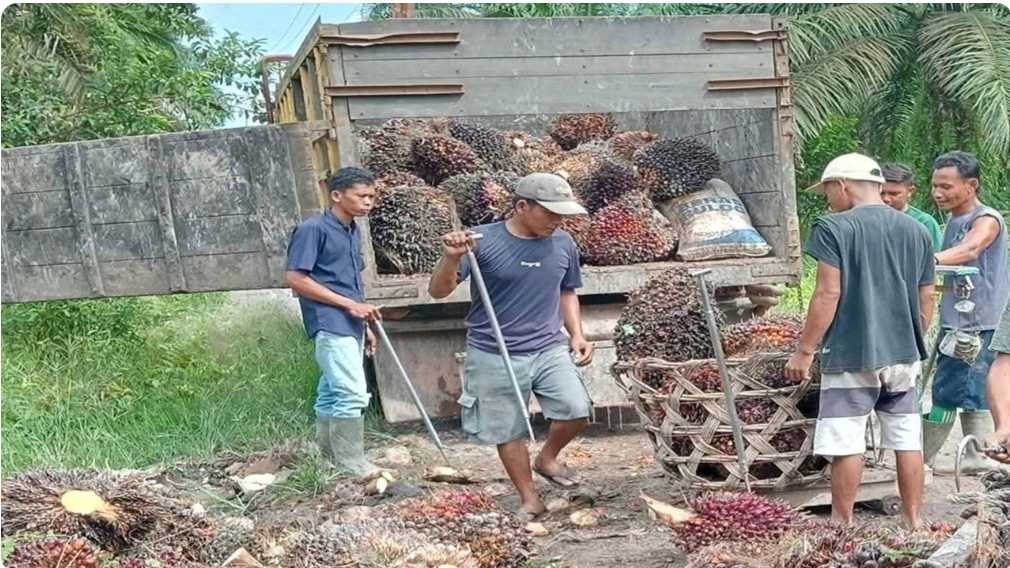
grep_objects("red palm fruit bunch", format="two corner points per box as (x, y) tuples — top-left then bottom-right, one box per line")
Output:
(398, 490), (534, 568)
(667, 492), (805, 553)
(584, 195), (677, 266)
(410, 135), (486, 186)
(721, 315), (805, 358)
(607, 131), (659, 163)
(547, 112), (618, 150)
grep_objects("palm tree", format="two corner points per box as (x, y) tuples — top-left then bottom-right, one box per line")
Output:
(358, 3), (1010, 167)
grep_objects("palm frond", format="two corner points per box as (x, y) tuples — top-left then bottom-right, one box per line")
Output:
(358, 3), (480, 20)
(784, 3), (914, 65)
(791, 32), (913, 144)
(917, 9), (1010, 158)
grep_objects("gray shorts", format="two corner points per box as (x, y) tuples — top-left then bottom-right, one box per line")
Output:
(990, 299), (1010, 354)
(457, 343), (593, 446)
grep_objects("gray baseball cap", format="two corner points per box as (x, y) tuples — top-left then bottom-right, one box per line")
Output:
(514, 173), (588, 216)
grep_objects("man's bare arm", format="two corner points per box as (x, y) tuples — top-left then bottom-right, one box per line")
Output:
(428, 254), (463, 299)
(796, 261), (842, 355)
(935, 216), (1000, 265)
(918, 283), (935, 331)
(560, 289), (586, 341)
(286, 270), (356, 309)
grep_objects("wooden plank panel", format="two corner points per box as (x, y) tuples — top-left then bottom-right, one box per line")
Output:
(345, 73), (776, 120)
(181, 252), (273, 291)
(6, 228), (79, 265)
(1, 150), (66, 193)
(146, 135), (186, 292)
(337, 16), (774, 60)
(242, 126), (303, 259)
(722, 155), (779, 196)
(81, 142), (149, 187)
(164, 136), (245, 180)
(171, 177), (254, 218)
(175, 215), (264, 256)
(3, 191), (73, 230)
(100, 259), (171, 296)
(14, 264), (91, 300)
(1, 236), (16, 302)
(650, 108), (776, 162)
(66, 145), (105, 295)
(93, 221), (163, 262)
(88, 184), (158, 224)
(344, 52), (772, 81)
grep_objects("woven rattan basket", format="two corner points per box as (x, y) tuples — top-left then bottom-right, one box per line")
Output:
(612, 352), (828, 491)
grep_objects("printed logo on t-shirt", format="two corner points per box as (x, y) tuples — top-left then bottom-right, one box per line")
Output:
(520, 261), (542, 268)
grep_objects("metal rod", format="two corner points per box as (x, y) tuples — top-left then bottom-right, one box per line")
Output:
(691, 269), (751, 492)
(371, 315), (451, 465)
(464, 235), (536, 444)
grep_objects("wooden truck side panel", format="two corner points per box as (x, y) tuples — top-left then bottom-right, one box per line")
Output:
(274, 15), (801, 310)
(1, 122), (325, 304)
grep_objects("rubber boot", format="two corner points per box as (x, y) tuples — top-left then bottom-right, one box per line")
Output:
(921, 413), (955, 469)
(329, 416), (378, 477)
(958, 410), (996, 476)
(316, 417), (334, 464)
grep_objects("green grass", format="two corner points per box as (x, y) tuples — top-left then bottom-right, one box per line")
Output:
(1, 294), (326, 476)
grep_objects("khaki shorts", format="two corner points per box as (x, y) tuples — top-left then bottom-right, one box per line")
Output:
(814, 361), (922, 457)
(457, 343), (593, 446)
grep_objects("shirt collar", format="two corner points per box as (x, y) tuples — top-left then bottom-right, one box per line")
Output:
(325, 209), (357, 232)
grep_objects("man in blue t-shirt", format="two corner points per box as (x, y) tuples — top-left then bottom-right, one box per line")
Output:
(785, 153), (935, 530)
(428, 173), (594, 521)
(285, 167), (382, 477)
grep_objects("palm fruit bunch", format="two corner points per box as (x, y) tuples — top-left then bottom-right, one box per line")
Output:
(375, 171), (426, 195)
(547, 112), (618, 150)
(553, 148), (608, 191)
(577, 158), (646, 214)
(721, 315), (805, 358)
(666, 491), (804, 553)
(370, 184), (456, 275)
(615, 268), (719, 364)
(357, 126), (415, 175)
(608, 130), (659, 163)
(633, 137), (721, 202)
(442, 171), (520, 228)
(769, 522), (952, 568)
(560, 211), (593, 262)
(449, 121), (523, 172)
(585, 193), (677, 266)
(0, 469), (214, 556)
(502, 130), (565, 174)
(5, 537), (103, 568)
(398, 490), (534, 568)
(410, 135), (486, 186)
(358, 118), (447, 176)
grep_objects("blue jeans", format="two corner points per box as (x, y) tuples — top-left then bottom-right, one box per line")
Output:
(314, 331), (370, 418)
(932, 329), (996, 411)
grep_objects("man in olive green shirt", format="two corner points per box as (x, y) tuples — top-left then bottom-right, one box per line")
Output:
(881, 163), (944, 251)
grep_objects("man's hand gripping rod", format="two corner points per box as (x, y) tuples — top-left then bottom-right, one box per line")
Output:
(465, 233), (537, 444)
(371, 313), (452, 466)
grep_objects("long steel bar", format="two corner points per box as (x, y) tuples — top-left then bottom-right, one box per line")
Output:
(371, 315), (451, 465)
(691, 269), (751, 492)
(465, 233), (536, 443)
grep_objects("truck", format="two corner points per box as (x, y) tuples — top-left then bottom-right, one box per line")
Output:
(0, 14), (801, 425)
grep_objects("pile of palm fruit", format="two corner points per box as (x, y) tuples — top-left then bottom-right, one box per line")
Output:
(614, 269), (825, 482)
(355, 113), (723, 275)
(0, 469), (534, 568)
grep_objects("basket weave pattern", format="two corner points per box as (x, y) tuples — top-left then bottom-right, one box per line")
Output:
(613, 352), (827, 491)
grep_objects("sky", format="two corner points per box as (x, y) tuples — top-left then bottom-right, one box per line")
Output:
(196, 2), (365, 127)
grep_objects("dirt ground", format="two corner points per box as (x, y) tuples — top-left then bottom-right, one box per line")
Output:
(156, 402), (1004, 568)
(377, 414), (989, 568)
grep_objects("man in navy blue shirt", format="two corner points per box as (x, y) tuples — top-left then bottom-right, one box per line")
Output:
(428, 173), (594, 521)
(286, 167), (381, 477)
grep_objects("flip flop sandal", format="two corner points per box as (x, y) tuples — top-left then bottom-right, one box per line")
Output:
(515, 508), (545, 523)
(533, 464), (581, 488)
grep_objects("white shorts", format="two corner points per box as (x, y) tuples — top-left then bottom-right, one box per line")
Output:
(814, 361), (922, 457)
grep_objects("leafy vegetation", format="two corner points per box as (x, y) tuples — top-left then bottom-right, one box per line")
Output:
(0, 3), (265, 148)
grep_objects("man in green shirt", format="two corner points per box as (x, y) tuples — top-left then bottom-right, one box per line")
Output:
(880, 163), (944, 251)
